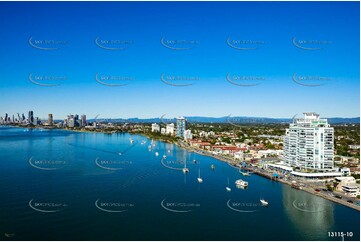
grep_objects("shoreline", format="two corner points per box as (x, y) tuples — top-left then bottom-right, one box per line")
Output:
(3, 126), (360, 211)
(174, 139), (361, 211)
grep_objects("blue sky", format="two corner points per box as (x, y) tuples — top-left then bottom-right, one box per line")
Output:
(0, 1), (359, 120)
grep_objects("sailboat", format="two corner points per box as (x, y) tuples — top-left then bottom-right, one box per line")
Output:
(226, 178), (231, 192)
(197, 169), (203, 183)
(182, 160), (189, 173)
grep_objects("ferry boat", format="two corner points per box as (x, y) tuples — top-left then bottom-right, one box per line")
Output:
(260, 199), (269, 206)
(235, 179), (248, 187)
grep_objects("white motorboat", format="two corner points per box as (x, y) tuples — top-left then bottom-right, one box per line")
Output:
(239, 170), (250, 176)
(155, 152), (159, 156)
(163, 155), (166, 159)
(260, 199), (269, 206)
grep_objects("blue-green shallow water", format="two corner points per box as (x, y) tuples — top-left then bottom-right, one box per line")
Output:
(0, 127), (359, 241)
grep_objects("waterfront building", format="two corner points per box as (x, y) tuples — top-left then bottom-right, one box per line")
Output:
(161, 127), (166, 134)
(166, 123), (175, 135)
(48, 114), (53, 126)
(184, 129), (192, 140)
(284, 112), (334, 170)
(176, 117), (186, 137)
(151, 123), (160, 132)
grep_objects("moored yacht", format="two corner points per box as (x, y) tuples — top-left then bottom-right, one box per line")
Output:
(235, 179), (248, 187)
(182, 161), (189, 173)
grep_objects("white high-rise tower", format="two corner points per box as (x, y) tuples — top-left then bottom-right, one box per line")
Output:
(283, 112), (334, 170)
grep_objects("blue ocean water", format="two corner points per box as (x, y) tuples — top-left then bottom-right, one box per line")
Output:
(0, 127), (359, 241)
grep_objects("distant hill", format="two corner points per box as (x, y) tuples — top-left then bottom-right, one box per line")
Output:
(86, 116), (360, 124)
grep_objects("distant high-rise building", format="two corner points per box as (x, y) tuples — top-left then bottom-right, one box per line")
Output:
(176, 117), (186, 137)
(68, 118), (75, 128)
(48, 114), (53, 125)
(4, 113), (8, 124)
(166, 123), (175, 135)
(81, 115), (86, 127)
(151, 123), (160, 132)
(283, 112), (334, 170)
(28, 111), (34, 124)
(22, 113), (26, 122)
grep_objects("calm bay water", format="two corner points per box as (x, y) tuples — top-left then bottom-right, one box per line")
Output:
(0, 127), (359, 241)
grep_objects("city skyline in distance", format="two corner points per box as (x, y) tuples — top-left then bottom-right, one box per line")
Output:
(0, 110), (359, 124)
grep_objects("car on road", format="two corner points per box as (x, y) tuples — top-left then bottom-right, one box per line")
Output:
(335, 195), (342, 199)
(347, 200), (353, 204)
